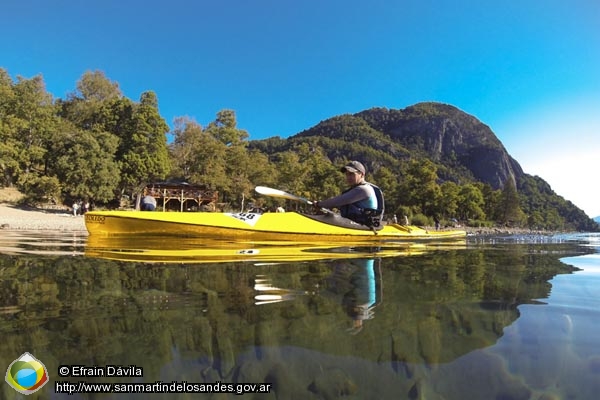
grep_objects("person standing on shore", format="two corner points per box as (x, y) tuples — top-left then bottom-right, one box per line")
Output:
(141, 195), (157, 211)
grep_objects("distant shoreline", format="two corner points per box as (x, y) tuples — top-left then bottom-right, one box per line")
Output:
(1, 203), (560, 237)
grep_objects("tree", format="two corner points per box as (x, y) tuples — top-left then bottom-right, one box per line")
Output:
(544, 208), (564, 231)
(48, 121), (120, 202)
(169, 117), (204, 181)
(398, 159), (441, 216)
(271, 150), (304, 195)
(303, 149), (340, 201)
(438, 181), (460, 218)
(118, 91), (171, 194)
(527, 210), (544, 230)
(75, 70), (121, 102)
(204, 109), (249, 146)
(168, 116), (228, 191)
(0, 68), (19, 186)
(457, 184), (485, 221)
(10, 75), (58, 192)
(272, 143), (339, 201)
(60, 71), (123, 132)
(223, 144), (253, 208)
(478, 183), (501, 221)
(372, 166), (399, 216)
(18, 175), (61, 204)
(498, 178), (524, 225)
(187, 110), (257, 209)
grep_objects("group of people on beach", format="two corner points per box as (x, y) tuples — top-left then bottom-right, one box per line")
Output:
(72, 200), (91, 216)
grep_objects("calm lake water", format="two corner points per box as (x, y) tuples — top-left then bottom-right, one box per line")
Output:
(1, 231), (599, 399)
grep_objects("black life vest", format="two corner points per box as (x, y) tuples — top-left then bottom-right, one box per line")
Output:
(340, 182), (385, 228)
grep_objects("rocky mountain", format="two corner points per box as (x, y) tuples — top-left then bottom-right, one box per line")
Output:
(254, 102), (524, 190)
(353, 104), (524, 189)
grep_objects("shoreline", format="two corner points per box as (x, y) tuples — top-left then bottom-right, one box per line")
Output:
(0, 203), (88, 233)
(0, 203), (559, 237)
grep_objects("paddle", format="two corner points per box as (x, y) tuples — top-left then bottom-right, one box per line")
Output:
(254, 186), (333, 214)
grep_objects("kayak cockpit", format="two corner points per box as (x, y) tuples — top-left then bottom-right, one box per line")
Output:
(300, 212), (384, 231)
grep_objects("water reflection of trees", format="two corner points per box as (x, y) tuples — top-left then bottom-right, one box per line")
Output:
(0, 245), (584, 395)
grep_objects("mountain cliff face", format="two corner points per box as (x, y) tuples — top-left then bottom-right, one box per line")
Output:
(298, 102), (523, 190)
(355, 104), (524, 189)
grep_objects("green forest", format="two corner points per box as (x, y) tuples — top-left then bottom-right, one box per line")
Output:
(1, 68), (597, 232)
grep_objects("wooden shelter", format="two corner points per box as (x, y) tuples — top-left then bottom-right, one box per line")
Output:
(137, 182), (218, 212)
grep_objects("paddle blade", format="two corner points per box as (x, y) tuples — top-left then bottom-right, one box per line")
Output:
(254, 186), (313, 205)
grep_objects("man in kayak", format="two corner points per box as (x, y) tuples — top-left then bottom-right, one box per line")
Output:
(314, 161), (384, 227)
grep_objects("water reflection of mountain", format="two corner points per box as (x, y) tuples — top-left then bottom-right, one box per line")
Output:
(0, 244), (585, 398)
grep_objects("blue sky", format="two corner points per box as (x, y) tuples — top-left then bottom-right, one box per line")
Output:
(2, 0), (599, 217)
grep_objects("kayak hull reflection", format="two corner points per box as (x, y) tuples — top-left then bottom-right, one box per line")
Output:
(85, 235), (466, 263)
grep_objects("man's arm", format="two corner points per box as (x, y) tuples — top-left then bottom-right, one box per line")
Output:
(318, 186), (370, 209)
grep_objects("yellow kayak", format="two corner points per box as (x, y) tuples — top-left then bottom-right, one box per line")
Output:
(84, 210), (465, 241)
(85, 235), (466, 264)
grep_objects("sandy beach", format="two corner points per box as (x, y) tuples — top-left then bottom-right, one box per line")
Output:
(0, 203), (88, 233)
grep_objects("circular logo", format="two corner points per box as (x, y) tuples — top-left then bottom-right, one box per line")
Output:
(5, 352), (49, 395)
